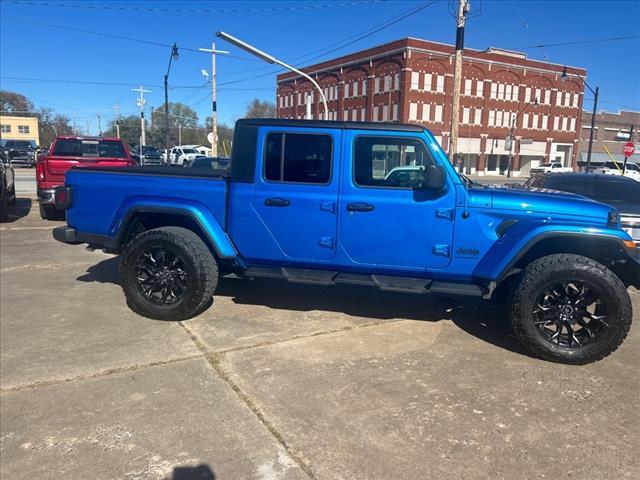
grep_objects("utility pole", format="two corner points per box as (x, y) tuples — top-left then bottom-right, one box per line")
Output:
(86, 120), (90, 135)
(97, 114), (102, 136)
(449, 0), (469, 171)
(112, 103), (121, 138)
(199, 43), (229, 157)
(178, 122), (182, 145)
(132, 85), (151, 148)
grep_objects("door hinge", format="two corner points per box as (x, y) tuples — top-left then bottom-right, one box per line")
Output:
(319, 236), (335, 249)
(321, 201), (337, 214)
(436, 208), (454, 220)
(432, 244), (450, 257)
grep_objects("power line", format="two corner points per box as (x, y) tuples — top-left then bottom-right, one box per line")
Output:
(217, 1), (437, 88)
(7, 1), (383, 14)
(0, 15), (263, 62)
(519, 34), (640, 49)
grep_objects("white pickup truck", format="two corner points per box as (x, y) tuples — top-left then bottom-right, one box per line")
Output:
(598, 161), (640, 182)
(529, 162), (573, 175)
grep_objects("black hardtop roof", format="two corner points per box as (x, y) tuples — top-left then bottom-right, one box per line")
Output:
(235, 118), (426, 133)
(541, 172), (638, 184)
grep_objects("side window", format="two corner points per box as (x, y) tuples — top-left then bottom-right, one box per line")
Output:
(354, 136), (433, 188)
(264, 132), (332, 184)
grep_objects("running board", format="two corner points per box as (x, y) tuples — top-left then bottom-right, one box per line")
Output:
(241, 267), (486, 297)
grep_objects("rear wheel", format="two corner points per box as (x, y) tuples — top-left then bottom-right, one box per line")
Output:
(118, 226), (218, 320)
(509, 254), (632, 364)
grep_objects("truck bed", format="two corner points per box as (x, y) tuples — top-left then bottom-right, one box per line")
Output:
(65, 166), (228, 240)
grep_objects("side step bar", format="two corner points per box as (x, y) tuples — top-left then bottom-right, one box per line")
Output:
(240, 267), (486, 297)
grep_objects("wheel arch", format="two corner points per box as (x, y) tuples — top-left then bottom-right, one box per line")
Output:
(488, 233), (640, 289)
(114, 206), (237, 261)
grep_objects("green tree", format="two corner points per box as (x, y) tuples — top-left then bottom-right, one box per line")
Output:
(0, 90), (34, 116)
(102, 115), (141, 149)
(244, 99), (276, 119)
(149, 102), (200, 147)
(36, 107), (75, 147)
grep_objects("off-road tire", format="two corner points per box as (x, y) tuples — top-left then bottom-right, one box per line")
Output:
(0, 191), (7, 222)
(509, 254), (632, 365)
(39, 204), (63, 220)
(119, 226), (218, 320)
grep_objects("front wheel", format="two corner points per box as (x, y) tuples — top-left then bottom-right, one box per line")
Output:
(118, 226), (218, 320)
(509, 254), (632, 364)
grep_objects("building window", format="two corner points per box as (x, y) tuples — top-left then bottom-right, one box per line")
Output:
(422, 104), (431, 122)
(553, 116), (559, 130)
(409, 102), (418, 121)
(18, 125), (30, 134)
(434, 104), (443, 122)
(392, 104), (399, 121)
(476, 80), (484, 97)
(523, 113), (529, 129)
(394, 73), (400, 90)
(488, 110), (495, 127)
(462, 107), (470, 124)
(361, 108), (366, 121)
(532, 113), (539, 129)
(373, 105), (380, 121)
(544, 90), (551, 105)
(410, 71), (419, 90)
(556, 92), (562, 107)
(382, 105), (389, 121)
(0, 124), (10, 133)
(351, 110), (357, 121)
(354, 136), (434, 187)
(464, 79), (472, 96)
(496, 111), (503, 126)
(264, 132), (332, 184)
(525, 87), (531, 103)
(474, 108), (481, 125)
(542, 115), (548, 130)
(374, 77), (381, 93)
(425, 73), (432, 91)
(436, 75), (444, 93)
(572, 93), (579, 108)
(570, 118), (576, 132)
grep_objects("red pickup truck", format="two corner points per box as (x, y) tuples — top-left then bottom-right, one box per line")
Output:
(37, 136), (134, 219)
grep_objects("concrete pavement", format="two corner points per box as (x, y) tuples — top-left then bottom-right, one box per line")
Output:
(1, 197), (638, 480)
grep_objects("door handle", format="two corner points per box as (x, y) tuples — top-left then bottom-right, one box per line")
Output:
(347, 202), (375, 212)
(265, 197), (290, 207)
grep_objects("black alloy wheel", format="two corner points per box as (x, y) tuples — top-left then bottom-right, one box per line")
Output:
(135, 247), (188, 306)
(533, 281), (608, 348)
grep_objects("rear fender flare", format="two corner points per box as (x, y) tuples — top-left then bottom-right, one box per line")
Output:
(110, 198), (237, 258)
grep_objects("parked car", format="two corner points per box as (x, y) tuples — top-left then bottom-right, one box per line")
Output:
(36, 136), (135, 220)
(529, 162), (573, 175)
(0, 156), (16, 221)
(525, 173), (640, 246)
(596, 161), (640, 182)
(0, 139), (38, 167)
(131, 145), (163, 166)
(53, 118), (639, 365)
(188, 156), (230, 170)
(169, 147), (205, 167)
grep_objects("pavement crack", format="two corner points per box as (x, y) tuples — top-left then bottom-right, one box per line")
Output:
(0, 354), (204, 393)
(178, 321), (318, 480)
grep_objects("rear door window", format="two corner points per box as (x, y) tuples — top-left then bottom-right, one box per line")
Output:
(546, 178), (594, 197)
(264, 132), (332, 184)
(592, 180), (640, 205)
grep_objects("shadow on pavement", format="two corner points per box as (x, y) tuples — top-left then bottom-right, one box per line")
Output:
(170, 464), (215, 480)
(77, 257), (527, 357)
(2, 197), (32, 223)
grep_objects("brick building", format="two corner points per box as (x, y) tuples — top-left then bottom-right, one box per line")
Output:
(578, 109), (640, 166)
(276, 38), (586, 176)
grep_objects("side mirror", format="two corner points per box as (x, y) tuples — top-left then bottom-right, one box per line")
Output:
(414, 165), (446, 190)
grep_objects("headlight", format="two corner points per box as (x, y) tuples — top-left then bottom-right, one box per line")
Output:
(608, 209), (620, 226)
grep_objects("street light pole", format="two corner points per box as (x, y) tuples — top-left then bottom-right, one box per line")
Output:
(216, 31), (329, 120)
(198, 43), (229, 157)
(164, 43), (179, 164)
(561, 65), (598, 172)
(507, 98), (538, 178)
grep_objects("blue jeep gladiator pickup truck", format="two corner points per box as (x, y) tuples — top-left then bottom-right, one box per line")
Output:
(53, 119), (639, 364)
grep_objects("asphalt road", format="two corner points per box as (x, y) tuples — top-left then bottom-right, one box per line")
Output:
(1, 197), (637, 480)
(12, 169), (36, 195)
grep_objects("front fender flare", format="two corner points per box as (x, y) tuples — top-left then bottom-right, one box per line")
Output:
(472, 221), (635, 283)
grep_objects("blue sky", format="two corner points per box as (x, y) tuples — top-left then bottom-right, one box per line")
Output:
(1, 0), (639, 135)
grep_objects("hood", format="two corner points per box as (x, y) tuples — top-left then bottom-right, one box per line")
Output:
(469, 186), (614, 223)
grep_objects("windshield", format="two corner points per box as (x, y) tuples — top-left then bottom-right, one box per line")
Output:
(142, 146), (159, 154)
(6, 141), (34, 149)
(538, 163), (552, 167)
(53, 139), (127, 158)
(182, 148), (198, 154)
